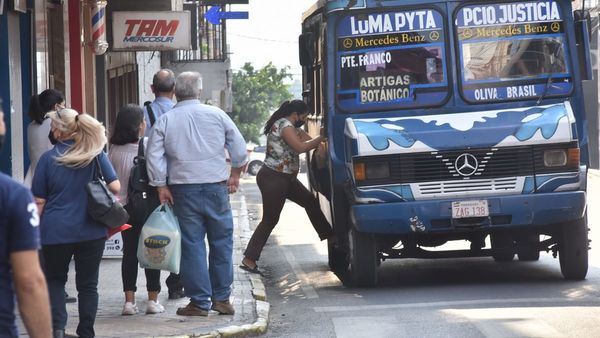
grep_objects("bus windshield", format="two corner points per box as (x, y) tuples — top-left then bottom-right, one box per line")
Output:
(335, 8), (449, 112)
(455, 1), (572, 103)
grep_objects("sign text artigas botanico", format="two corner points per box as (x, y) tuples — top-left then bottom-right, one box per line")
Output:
(112, 11), (191, 51)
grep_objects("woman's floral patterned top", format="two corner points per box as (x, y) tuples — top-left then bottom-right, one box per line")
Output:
(263, 118), (299, 174)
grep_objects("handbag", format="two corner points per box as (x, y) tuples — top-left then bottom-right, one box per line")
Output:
(125, 138), (160, 226)
(86, 156), (129, 229)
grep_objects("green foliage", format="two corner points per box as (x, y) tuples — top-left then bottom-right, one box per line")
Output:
(230, 62), (293, 144)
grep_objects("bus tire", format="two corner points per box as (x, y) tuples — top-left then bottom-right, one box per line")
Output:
(491, 233), (515, 262)
(349, 228), (378, 287)
(517, 235), (540, 261)
(328, 237), (349, 272)
(559, 218), (588, 280)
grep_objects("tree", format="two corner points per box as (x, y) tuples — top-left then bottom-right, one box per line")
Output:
(230, 62), (293, 144)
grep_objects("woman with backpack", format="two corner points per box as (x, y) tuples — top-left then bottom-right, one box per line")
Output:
(108, 104), (164, 315)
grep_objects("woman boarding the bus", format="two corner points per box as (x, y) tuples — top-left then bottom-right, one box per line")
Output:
(240, 100), (334, 274)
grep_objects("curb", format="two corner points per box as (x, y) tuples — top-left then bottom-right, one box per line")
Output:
(171, 193), (270, 338)
(194, 294), (270, 338)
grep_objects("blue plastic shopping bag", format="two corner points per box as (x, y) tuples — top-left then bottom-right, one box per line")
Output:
(137, 204), (181, 274)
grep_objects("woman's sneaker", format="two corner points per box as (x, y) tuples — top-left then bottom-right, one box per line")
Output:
(122, 302), (138, 315)
(146, 300), (165, 314)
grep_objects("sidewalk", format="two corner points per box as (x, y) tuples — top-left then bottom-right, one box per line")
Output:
(19, 179), (269, 338)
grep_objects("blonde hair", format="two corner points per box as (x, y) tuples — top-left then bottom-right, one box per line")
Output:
(46, 109), (107, 168)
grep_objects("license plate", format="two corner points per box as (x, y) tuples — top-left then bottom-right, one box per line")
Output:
(452, 200), (489, 219)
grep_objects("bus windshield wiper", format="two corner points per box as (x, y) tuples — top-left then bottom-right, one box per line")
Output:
(536, 72), (554, 105)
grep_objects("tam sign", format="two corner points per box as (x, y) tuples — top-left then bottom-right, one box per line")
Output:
(113, 11), (191, 51)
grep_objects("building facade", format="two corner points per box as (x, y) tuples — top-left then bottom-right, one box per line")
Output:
(1, 0), (234, 179)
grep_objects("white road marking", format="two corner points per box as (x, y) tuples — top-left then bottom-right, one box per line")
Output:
(314, 297), (591, 313)
(333, 316), (401, 338)
(443, 307), (570, 338)
(332, 310), (571, 338)
(280, 246), (320, 299)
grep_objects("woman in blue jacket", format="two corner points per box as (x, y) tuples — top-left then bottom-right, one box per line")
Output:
(32, 108), (120, 338)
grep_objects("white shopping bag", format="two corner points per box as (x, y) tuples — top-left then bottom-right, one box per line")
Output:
(137, 204), (181, 274)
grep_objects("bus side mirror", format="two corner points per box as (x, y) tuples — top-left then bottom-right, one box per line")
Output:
(299, 33), (314, 67)
(574, 10), (593, 80)
(574, 10), (592, 40)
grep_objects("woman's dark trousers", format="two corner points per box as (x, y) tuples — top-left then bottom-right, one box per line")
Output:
(121, 223), (161, 292)
(244, 166), (333, 261)
(42, 238), (105, 338)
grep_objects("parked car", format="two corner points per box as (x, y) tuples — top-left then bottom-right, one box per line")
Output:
(246, 145), (308, 176)
(247, 148), (265, 176)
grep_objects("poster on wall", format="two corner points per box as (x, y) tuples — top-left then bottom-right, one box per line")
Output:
(112, 11), (192, 51)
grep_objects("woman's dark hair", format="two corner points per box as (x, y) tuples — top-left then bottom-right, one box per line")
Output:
(28, 89), (64, 124)
(263, 100), (308, 135)
(110, 104), (144, 145)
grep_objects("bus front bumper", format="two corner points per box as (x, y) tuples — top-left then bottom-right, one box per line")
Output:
(350, 191), (586, 234)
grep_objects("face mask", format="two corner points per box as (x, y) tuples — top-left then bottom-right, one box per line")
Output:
(48, 130), (58, 145)
(294, 120), (305, 128)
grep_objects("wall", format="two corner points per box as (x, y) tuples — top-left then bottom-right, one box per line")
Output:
(165, 59), (232, 112)
(137, 51), (162, 104)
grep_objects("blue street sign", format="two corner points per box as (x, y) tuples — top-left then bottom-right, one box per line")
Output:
(205, 6), (249, 25)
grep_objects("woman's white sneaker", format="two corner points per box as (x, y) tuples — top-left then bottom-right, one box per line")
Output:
(146, 300), (165, 314)
(122, 302), (138, 315)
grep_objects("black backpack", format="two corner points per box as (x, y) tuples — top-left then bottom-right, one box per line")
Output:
(124, 138), (160, 226)
(145, 101), (156, 126)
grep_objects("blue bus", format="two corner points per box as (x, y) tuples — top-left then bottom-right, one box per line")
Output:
(300, 0), (593, 286)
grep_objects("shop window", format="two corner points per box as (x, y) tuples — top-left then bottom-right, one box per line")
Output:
(107, 64), (139, 128)
(47, 2), (66, 93)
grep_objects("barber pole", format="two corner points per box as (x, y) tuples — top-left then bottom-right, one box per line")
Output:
(90, 0), (108, 55)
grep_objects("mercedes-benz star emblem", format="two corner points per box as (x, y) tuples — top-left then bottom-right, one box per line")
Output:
(455, 153), (478, 176)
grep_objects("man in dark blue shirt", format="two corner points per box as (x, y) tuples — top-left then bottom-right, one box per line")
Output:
(0, 104), (51, 337)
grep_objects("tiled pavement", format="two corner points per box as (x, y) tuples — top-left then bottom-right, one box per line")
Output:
(18, 178), (268, 338)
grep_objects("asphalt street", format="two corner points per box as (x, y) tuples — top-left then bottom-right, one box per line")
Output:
(242, 172), (600, 338)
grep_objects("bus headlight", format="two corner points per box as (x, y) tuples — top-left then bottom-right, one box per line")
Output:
(365, 162), (390, 179)
(353, 161), (390, 181)
(544, 149), (567, 167)
(543, 148), (579, 168)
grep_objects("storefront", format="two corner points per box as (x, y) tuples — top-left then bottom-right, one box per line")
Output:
(0, 1), (33, 178)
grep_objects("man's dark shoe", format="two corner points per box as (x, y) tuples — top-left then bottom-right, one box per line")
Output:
(168, 288), (185, 300)
(53, 330), (77, 338)
(65, 292), (76, 303)
(211, 300), (235, 315)
(176, 302), (209, 316)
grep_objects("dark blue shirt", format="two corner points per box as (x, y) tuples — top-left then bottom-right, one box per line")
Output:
(0, 173), (40, 337)
(31, 142), (118, 245)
